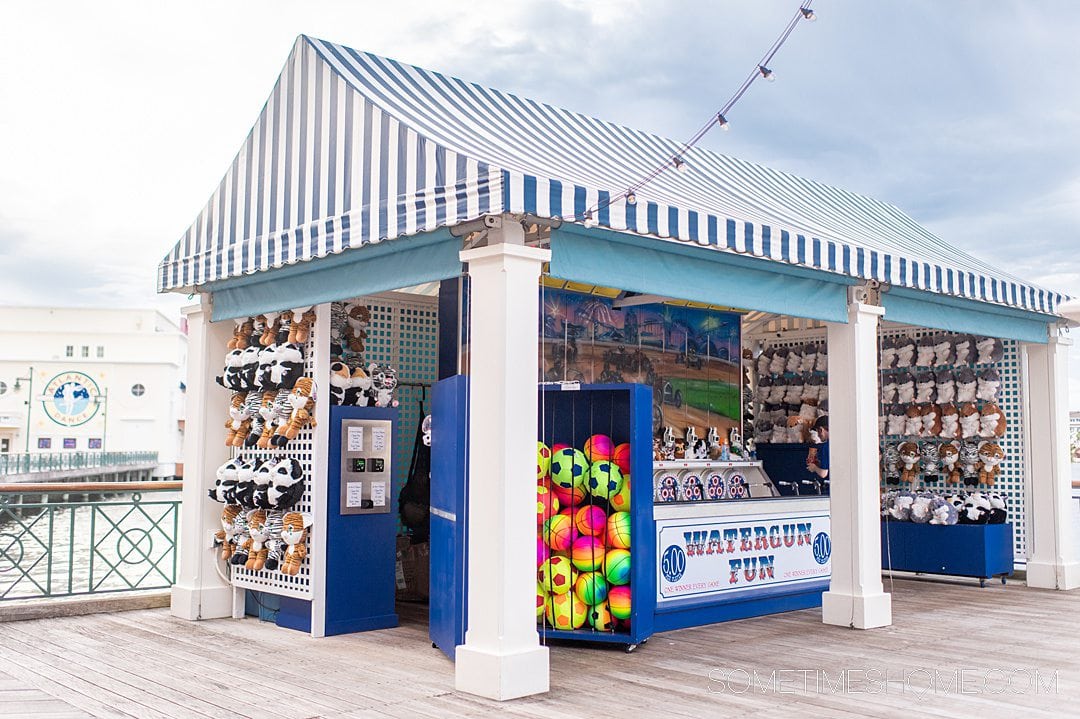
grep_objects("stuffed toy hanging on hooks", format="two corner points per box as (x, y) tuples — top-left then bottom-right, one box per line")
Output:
(938, 441), (960, 483)
(279, 512), (314, 576)
(915, 336), (936, 367)
(975, 336), (1004, 365)
(932, 334), (954, 367)
(879, 336), (897, 369)
(272, 377), (318, 447)
(898, 441), (920, 483)
(977, 441), (1004, 485)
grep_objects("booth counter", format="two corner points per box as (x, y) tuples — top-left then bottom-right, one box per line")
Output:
(649, 460), (830, 634)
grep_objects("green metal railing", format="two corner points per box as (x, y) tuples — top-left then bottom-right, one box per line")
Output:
(0, 451), (159, 477)
(0, 482), (181, 600)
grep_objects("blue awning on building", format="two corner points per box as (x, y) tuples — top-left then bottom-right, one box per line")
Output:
(158, 35), (1065, 319)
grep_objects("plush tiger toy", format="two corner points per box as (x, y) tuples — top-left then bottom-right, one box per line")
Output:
(244, 510), (270, 572)
(288, 307), (316, 344)
(258, 312), (281, 346)
(272, 377), (317, 447)
(258, 389), (292, 449)
(280, 512), (312, 576)
(217, 504), (242, 562)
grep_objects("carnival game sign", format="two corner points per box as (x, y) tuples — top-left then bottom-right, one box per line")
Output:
(41, 371), (101, 427)
(656, 512), (830, 601)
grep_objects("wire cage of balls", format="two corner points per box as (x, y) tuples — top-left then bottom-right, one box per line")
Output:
(536, 391), (632, 637)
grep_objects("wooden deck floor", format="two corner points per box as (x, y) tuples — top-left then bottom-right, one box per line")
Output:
(0, 578), (1076, 718)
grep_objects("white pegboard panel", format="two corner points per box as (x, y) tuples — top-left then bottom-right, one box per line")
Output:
(230, 316), (319, 600)
(877, 327), (1027, 563)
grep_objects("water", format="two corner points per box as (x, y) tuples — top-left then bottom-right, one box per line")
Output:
(0, 491), (181, 600)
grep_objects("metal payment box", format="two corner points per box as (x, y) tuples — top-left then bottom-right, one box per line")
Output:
(339, 417), (394, 515)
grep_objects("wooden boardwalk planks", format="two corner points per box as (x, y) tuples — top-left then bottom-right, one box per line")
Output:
(0, 578), (1076, 718)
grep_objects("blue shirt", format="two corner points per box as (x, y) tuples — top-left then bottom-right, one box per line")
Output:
(816, 440), (830, 471)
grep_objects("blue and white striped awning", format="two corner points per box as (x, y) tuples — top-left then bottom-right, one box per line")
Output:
(158, 35), (1064, 315)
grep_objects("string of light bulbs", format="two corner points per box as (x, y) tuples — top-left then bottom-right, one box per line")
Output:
(572, 1), (816, 225)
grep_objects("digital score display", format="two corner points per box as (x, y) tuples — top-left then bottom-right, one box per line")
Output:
(351, 458), (367, 472)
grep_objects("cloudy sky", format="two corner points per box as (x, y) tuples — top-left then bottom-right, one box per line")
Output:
(2, 1), (1078, 398)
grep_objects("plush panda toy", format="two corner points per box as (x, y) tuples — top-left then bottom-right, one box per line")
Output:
(216, 349), (246, 391)
(231, 458), (258, 509)
(209, 457), (243, 503)
(266, 458), (306, 511)
(255, 343), (279, 390)
(271, 343), (306, 390)
(238, 345), (261, 391)
(986, 493), (1008, 524)
(329, 361), (351, 406)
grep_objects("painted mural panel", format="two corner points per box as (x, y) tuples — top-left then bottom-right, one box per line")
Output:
(539, 288), (742, 437)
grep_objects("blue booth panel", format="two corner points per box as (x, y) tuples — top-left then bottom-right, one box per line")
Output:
(429, 375), (469, 660)
(881, 521), (1014, 582)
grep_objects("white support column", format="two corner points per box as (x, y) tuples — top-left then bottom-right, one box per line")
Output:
(822, 298), (892, 629)
(171, 297), (234, 620)
(455, 223), (551, 701)
(1022, 335), (1080, 590)
(309, 303), (333, 637)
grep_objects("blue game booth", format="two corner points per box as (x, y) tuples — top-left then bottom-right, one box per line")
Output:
(161, 35), (1076, 703)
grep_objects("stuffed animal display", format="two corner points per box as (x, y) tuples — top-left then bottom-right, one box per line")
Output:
(882, 489), (1008, 526)
(752, 341), (828, 445)
(208, 455), (310, 573)
(325, 300), (401, 409)
(878, 331), (1010, 490)
(280, 512), (313, 576)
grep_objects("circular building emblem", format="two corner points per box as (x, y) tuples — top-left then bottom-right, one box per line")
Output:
(42, 372), (101, 427)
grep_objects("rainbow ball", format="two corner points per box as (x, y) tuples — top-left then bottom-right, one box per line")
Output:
(609, 481), (631, 512)
(570, 535), (606, 572)
(538, 555), (574, 595)
(574, 570), (609, 606)
(545, 591), (588, 630)
(543, 514), (575, 552)
(551, 448), (590, 490)
(536, 585), (547, 619)
(583, 434), (615, 463)
(604, 548), (632, 586)
(574, 505), (607, 537)
(537, 537), (549, 566)
(607, 511), (631, 549)
(587, 460), (624, 498)
(537, 442), (552, 480)
(612, 443), (632, 474)
(588, 601), (616, 631)
(608, 585), (632, 620)
(536, 485), (560, 525)
(552, 482), (587, 509)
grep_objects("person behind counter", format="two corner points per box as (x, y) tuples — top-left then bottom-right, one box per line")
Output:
(805, 416), (829, 493)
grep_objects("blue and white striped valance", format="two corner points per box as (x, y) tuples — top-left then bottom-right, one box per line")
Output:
(158, 35), (1064, 316)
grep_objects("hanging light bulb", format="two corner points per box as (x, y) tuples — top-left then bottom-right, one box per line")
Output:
(625, 191), (637, 205)
(583, 210), (599, 228)
(673, 156), (688, 172)
(716, 113), (730, 131)
(800, 7), (816, 21)
(758, 65), (776, 82)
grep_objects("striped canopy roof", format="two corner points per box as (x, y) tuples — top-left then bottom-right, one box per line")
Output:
(158, 35), (1063, 315)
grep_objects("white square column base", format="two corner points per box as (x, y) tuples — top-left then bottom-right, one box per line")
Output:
(455, 645), (550, 701)
(170, 584), (233, 620)
(821, 590), (892, 629)
(1025, 560), (1080, 590)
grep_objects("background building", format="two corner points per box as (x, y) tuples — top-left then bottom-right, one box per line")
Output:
(0, 307), (187, 478)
